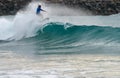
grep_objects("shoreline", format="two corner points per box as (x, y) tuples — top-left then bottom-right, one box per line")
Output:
(0, 0), (119, 16)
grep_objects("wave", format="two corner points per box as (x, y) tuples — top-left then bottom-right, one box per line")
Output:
(0, 16), (120, 55)
(16, 22), (120, 55)
(0, 14), (120, 41)
(29, 22), (119, 46)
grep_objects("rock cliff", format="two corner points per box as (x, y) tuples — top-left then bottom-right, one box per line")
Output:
(0, 0), (119, 15)
(46, 0), (120, 15)
(0, 0), (32, 15)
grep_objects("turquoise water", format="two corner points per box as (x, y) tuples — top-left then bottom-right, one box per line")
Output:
(0, 17), (120, 56)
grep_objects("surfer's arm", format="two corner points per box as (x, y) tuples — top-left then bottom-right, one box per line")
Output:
(41, 9), (46, 12)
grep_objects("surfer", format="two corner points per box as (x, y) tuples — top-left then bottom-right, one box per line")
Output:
(36, 5), (46, 15)
(36, 4), (49, 21)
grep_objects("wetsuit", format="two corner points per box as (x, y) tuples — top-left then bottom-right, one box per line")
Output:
(36, 6), (44, 14)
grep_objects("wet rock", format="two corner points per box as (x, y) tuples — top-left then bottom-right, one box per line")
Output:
(0, 0), (32, 16)
(46, 0), (120, 15)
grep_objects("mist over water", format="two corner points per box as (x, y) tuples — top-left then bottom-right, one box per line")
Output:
(25, 1), (92, 16)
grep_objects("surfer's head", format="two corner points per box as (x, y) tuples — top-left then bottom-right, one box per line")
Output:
(38, 5), (41, 8)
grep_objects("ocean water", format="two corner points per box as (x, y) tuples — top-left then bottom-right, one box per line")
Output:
(0, 1), (120, 78)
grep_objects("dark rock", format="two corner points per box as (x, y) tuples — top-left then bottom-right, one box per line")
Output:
(46, 0), (120, 15)
(0, 0), (32, 16)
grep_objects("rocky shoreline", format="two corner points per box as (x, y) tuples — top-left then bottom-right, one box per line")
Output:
(46, 0), (120, 15)
(0, 0), (120, 16)
(0, 0), (32, 16)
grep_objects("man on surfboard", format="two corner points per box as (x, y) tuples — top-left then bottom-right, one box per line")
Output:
(36, 5), (46, 15)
